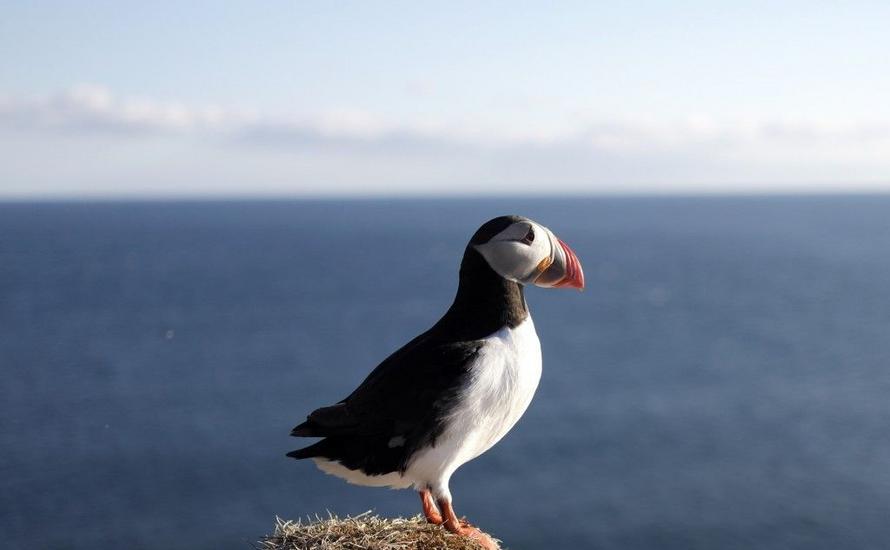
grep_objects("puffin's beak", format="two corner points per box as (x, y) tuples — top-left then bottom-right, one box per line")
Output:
(533, 232), (585, 290)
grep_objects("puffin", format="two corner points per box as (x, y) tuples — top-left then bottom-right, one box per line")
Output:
(288, 215), (584, 549)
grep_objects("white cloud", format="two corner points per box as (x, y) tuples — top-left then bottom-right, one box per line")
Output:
(2, 84), (890, 196)
(4, 84), (889, 153)
(0, 84), (246, 135)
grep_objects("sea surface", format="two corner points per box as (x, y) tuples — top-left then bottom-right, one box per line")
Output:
(2, 197), (890, 550)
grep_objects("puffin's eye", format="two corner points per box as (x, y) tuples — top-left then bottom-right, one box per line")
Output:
(520, 226), (535, 245)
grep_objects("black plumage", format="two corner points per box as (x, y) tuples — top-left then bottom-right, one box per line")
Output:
(288, 216), (529, 476)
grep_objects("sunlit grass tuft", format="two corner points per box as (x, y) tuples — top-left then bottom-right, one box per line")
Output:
(260, 512), (500, 550)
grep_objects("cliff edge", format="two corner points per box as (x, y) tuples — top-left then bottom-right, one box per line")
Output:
(260, 512), (500, 550)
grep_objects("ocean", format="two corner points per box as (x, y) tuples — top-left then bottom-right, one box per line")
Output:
(2, 197), (889, 549)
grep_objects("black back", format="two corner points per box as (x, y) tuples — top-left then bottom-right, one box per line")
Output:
(287, 216), (529, 476)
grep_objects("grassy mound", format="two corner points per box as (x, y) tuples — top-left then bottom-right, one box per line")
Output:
(260, 512), (500, 550)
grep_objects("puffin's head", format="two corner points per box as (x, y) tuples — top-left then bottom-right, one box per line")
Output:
(470, 215), (585, 290)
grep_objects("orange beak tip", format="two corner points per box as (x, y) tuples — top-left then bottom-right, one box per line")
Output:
(556, 237), (585, 290)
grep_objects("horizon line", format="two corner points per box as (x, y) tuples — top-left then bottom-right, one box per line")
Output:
(3, 187), (890, 203)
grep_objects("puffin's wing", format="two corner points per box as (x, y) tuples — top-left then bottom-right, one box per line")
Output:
(289, 335), (482, 464)
(350, 340), (481, 435)
(292, 335), (480, 437)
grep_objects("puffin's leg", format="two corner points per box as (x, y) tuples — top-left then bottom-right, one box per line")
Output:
(419, 489), (443, 525)
(437, 497), (498, 550)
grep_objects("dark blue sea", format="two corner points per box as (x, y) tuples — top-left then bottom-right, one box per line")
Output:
(2, 197), (890, 550)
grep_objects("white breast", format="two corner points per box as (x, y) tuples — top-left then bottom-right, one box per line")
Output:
(404, 315), (542, 497)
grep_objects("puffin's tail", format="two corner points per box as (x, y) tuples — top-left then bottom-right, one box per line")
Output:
(287, 420), (325, 459)
(286, 440), (326, 460)
(290, 421), (315, 437)
(288, 403), (356, 459)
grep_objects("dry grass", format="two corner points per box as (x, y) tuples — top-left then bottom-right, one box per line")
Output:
(260, 512), (501, 550)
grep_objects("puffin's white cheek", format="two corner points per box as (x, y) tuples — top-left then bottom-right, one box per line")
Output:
(477, 242), (539, 281)
(529, 237), (551, 266)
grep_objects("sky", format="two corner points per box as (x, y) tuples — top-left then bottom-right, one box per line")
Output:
(2, 1), (890, 198)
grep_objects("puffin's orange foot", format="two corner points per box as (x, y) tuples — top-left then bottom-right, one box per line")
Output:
(436, 497), (499, 549)
(424, 511), (444, 525)
(419, 489), (444, 525)
(453, 524), (498, 550)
